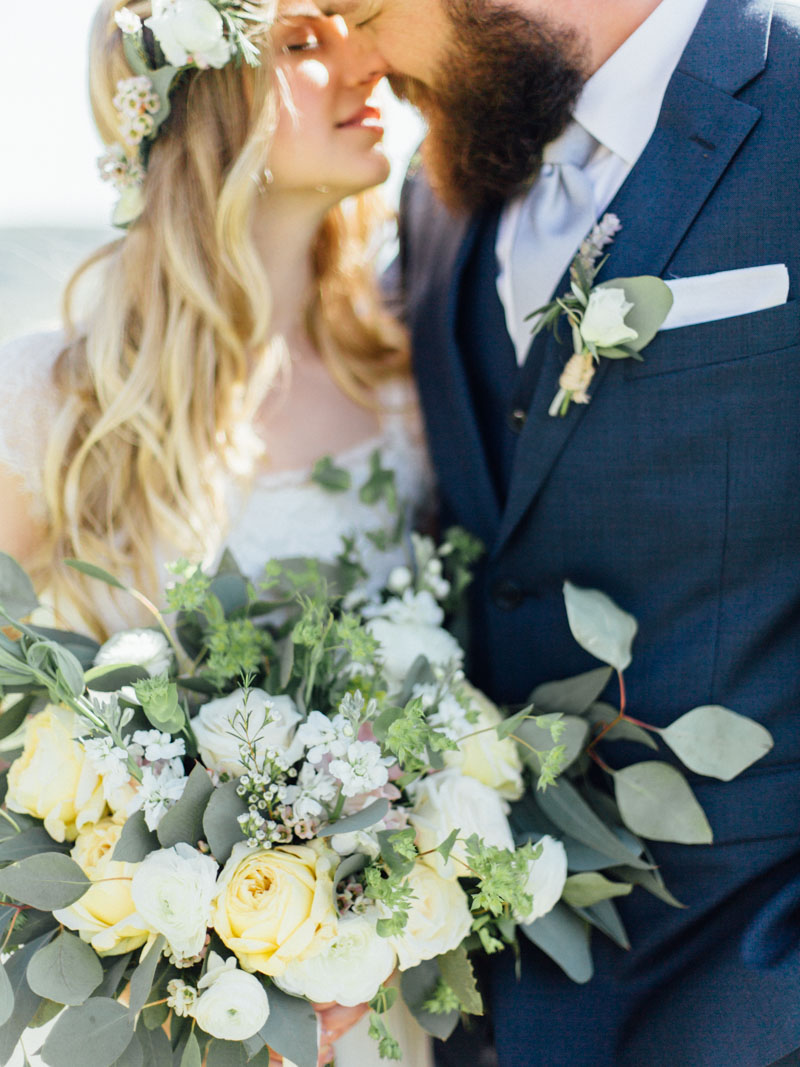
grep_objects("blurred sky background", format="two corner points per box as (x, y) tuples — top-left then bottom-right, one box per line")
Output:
(0, 0), (425, 345)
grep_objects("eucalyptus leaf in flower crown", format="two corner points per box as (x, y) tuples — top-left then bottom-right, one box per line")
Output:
(0, 457), (774, 1061)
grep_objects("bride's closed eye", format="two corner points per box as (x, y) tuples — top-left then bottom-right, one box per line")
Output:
(283, 32), (321, 53)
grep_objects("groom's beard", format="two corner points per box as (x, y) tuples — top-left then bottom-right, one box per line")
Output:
(390, 0), (588, 213)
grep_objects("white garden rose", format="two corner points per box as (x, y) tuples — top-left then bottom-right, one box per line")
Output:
(131, 842), (218, 960)
(389, 861), (472, 971)
(193, 952), (270, 1040)
(192, 688), (302, 775)
(366, 591), (463, 692)
(145, 0), (232, 69)
(516, 836), (569, 924)
(579, 287), (639, 348)
(410, 769), (514, 879)
(94, 627), (173, 678)
(275, 914), (396, 1005)
(444, 682), (524, 800)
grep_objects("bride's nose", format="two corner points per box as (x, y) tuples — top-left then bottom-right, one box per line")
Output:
(329, 14), (389, 85)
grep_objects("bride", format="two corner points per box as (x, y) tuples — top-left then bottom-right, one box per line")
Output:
(0, 1), (433, 1064)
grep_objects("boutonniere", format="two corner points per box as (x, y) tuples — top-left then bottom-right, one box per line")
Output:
(526, 214), (674, 417)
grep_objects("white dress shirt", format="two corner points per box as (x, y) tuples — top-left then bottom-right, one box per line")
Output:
(496, 0), (709, 364)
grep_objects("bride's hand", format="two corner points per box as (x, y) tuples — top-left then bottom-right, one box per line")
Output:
(315, 1000), (370, 1065)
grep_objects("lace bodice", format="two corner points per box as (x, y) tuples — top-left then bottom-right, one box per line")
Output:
(0, 332), (433, 620)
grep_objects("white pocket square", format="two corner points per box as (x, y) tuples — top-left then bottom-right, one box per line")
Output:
(661, 264), (790, 331)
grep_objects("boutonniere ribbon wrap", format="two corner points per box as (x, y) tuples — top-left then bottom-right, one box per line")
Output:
(527, 215), (675, 416)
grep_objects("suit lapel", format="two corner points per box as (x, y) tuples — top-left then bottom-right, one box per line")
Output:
(491, 0), (770, 560)
(408, 192), (502, 545)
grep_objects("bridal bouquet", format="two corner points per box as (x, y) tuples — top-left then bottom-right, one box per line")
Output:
(0, 526), (565, 1067)
(0, 460), (774, 1065)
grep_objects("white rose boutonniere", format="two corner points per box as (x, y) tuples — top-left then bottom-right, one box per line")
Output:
(526, 215), (674, 416)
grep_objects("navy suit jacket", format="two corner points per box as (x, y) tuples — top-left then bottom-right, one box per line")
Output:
(399, 0), (800, 1063)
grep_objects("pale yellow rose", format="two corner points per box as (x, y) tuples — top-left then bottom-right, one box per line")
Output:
(389, 861), (472, 971)
(6, 707), (106, 842)
(445, 682), (525, 801)
(212, 841), (338, 977)
(53, 814), (150, 955)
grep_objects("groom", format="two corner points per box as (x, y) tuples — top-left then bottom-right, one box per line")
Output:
(324, 0), (800, 1064)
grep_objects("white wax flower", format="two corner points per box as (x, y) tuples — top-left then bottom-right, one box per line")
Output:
(145, 0), (232, 69)
(94, 627), (173, 677)
(131, 729), (185, 763)
(389, 861), (472, 970)
(192, 688), (302, 775)
(328, 741), (393, 798)
(131, 843), (218, 960)
(410, 769), (515, 879)
(283, 762), (339, 822)
(194, 952), (270, 1040)
(516, 836), (569, 924)
(274, 914), (396, 1006)
(579, 288), (639, 348)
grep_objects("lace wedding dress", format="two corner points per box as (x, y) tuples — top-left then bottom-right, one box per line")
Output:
(0, 331), (435, 1067)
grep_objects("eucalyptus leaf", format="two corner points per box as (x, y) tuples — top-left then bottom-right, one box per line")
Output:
(520, 903), (593, 983)
(0, 693), (36, 741)
(317, 798), (390, 839)
(65, 559), (128, 592)
(143, 65), (180, 138)
(530, 667), (613, 716)
(610, 864), (685, 909)
(495, 706), (533, 741)
(202, 780), (248, 864)
(333, 852), (368, 889)
(597, 276), (674, 352)
(29, 997), (64, 1029)
(112, 811), (159, 863)
(257, 986), (317, 1067)
(29, 627), (100, 670)
(577, 898), (630, 950)
(586, 702), (658, 749)
(535, 779), (649, 869)
(26, 931), (103, 1006)
(128, 935), (165, 1018)
(0, 852), (90, 909)
(660, 705), (773, 781)
(0, 962), (14, 1027)
(0, 552), (39, 619)
(614, 761), (713, 844)
(205, 1041), (248, 1067)
(437, 945), (482, 1015)
(563, 582), (638, 673)
(180, 1032), (202, 1067)
(42, 998), (135, 1067)
(84, 665), (151, 692)
(562, 873), (633, 910)
(311, 456), (352, 493)
(156, 763), (214, 848)
(111, 1030), (143, 1067)
(400, 959), (460, 1041)
(134, 1023), (172, 1067)
(96, 953), (134, 999)
(0, 932), (53, 1062)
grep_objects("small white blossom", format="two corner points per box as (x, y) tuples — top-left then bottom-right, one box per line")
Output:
(115, 8), (143, 34)
(167, 978), (198, 1017)
(81, 736), (131, 801)
(283, 761), (338, 821)
(129, 762), (187, 830)
(329, 741), (393, 798)
(97, 143), (145, 191)
(387, 566), (413, 594)
(295, 710), (349, 764)
(132, 729), (185, 763)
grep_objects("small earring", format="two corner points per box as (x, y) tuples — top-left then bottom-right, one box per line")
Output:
(263, 168), (274, 184)
(315, 184), (330, 194)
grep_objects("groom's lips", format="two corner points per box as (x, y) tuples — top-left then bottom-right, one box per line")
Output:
(336, 105), (384, 132)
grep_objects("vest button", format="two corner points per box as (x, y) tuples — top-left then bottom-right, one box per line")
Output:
(492, 579), (524, 611)
(508, 408), (527, 433)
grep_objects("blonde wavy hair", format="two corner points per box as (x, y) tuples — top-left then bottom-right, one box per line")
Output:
(32, 0), (408, 637)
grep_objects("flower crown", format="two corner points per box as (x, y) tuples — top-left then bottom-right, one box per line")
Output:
(99, 0), (270, 227)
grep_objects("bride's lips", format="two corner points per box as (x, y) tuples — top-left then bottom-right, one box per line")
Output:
(336, 105), (384, 134)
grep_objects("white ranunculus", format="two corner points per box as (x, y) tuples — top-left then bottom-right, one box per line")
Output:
(367, 617), (463, 693)
(145, 0), (232, 69)
(274, 914), (396, 1006)
(410, 769), (514, 879)
(579, 287), (639, 348)
(130, 843), (218, 960)
(516, 836), (569, 924)
(192, 688), (302, 775)
(193, 951), (270, 1040)
(94, 628), (173, 678)
(389, 861), (472, 971)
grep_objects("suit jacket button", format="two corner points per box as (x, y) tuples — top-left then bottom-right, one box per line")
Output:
(492, 579), (524, 611)
(508, 408), (527, 433)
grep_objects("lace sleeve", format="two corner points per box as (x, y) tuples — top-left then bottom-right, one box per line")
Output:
(0, 331), (65, 518)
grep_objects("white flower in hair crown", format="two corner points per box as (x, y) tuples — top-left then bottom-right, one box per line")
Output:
(525, 214), (675, 417)
(98, 0), (269, 227)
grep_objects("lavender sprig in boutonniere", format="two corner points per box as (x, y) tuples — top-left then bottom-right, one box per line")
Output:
(526, 215), (675, 417)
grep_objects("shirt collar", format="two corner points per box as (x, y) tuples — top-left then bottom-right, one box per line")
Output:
(574, 0), (709, 166)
